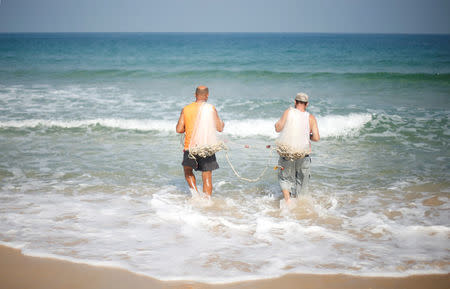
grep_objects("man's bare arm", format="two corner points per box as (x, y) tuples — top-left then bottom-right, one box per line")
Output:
(275, 109), (289, 132)
(176, 109), (185, 133)
(214, 108), (224, 132)
(309, 114), (320, 141)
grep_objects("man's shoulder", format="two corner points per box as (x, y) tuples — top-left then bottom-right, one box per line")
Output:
(182, 102), (197, 112)
(184, 102), (196, 108)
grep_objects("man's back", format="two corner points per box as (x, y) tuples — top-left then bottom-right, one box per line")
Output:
(175, 86), (224, 196)
(182, 102), (201, 150)
(275, 92), (319, 203)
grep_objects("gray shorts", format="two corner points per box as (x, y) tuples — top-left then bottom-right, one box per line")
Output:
(182, 151), (219, 172)
(278, 156), (311, 197)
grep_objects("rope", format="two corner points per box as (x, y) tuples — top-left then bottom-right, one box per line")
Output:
(224, 146), (274, 183)
(180, 134), (276, 183)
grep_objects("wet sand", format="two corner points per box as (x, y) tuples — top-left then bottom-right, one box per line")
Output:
(1, 244), (448, 289)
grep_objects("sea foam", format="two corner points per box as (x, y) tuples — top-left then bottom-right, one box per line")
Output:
(0, 113), (372, 138)
(0, 119), (174, 132)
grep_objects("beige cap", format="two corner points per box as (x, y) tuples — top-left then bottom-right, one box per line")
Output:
(295, 92), (309, 102)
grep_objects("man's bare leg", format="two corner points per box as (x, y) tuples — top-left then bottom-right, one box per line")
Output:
(202, 171), (212, 196)
(184, 166), (198, 192)
(282, 189), (291, 203)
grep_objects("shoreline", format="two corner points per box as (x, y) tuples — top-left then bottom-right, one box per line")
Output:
(1, 245), (448, 289)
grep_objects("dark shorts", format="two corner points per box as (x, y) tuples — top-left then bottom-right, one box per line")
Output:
(182, 151), (219, 172)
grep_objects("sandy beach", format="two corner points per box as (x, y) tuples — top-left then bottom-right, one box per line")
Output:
(1, 245), (448, 289)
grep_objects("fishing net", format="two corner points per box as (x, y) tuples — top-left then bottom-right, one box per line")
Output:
(276, 108), (311, 160)
(188, 103), (225, 158)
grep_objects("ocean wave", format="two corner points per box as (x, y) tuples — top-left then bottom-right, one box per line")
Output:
(0, 113), (372, 138)
(0, 119), (174, 132)
(2, 68), (449, 82)
(319, 113), (373, 138)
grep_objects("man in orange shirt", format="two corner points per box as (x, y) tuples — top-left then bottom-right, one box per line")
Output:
(176, 86), (225, 196)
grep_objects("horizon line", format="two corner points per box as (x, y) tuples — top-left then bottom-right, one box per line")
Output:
(0, 31), (449, 36)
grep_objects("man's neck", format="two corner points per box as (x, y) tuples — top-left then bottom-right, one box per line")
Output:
(295, 105), (306, 112)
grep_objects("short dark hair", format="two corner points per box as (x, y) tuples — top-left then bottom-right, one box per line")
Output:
(195, 86), (209, 96)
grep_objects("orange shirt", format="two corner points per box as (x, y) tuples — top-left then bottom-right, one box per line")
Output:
(183, 102), (216, 150)
(183, 102), (201, 150)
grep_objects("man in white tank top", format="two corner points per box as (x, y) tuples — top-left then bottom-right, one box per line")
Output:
(275, 93), (320, 203)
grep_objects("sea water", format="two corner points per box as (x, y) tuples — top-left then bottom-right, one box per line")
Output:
(0, 33), (449, 282)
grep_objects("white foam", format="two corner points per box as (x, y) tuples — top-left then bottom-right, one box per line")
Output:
(0, 113), (372, 139)
(318, 113), (372, 137)
(225, 118), (279, 138)
(0, 118), (175, 132)
(1, 182), (449, 282)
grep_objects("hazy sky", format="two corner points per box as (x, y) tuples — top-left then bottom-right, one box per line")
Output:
(0, 0), (449, 33)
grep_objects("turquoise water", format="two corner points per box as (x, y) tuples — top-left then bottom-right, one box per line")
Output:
(0, 33), (449, 282)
